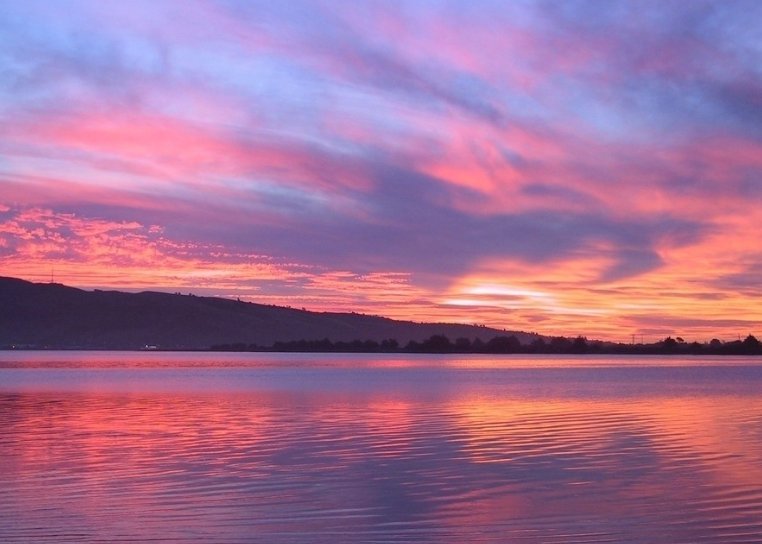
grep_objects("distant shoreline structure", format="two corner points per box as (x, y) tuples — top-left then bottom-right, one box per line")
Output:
(3, 333), (761, 356)
(205, 334), (762, 356)
(1, 276), (759, 355)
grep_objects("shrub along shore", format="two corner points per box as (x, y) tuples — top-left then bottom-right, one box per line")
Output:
(210, 334), (762, 355)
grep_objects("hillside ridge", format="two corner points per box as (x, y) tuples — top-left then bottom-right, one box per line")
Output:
(0, 276), (537, 349)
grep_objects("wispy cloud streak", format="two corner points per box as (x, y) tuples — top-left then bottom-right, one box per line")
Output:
(1, 0), (761, 340)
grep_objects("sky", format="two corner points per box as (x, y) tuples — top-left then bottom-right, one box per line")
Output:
(1, 0), (761, 342)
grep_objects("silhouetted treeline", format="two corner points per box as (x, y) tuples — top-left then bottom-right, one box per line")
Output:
(612, 334), (762, 356)
(209, 334), (762, 355)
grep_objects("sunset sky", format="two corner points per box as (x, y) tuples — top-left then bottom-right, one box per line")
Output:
(1, 0), (761, 342)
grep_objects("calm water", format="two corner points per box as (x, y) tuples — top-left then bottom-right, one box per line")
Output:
(2, 352), (762, 543)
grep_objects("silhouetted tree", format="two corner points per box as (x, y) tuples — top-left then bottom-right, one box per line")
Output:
(571, 336), (588, 354)
(661, 336), (678, 352)
(529, 337), (547, 353)
(454, 337), (472, 352)
(549, 336), (571, 353)
(421, 334), (452, 353)
(485, 335), (520, 353)
(363, 340), (380, 352)
(743, 334), (761, 354)
(404, 340), (421, 352)
(380, 339), (399, 352)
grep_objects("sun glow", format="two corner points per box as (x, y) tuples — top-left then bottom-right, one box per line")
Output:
(1, 1), (761, 342)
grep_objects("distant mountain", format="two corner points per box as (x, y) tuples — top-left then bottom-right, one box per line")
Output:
(0, 277), (538, 350)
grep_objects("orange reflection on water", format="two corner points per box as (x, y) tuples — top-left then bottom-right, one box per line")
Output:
(3, 359), (762, 542)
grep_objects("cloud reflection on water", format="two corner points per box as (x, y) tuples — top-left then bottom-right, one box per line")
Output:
(1, 355), (762, 542)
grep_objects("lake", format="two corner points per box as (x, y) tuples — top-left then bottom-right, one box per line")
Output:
(1, 352), (762, 543)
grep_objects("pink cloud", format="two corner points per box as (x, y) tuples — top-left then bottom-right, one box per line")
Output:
(2, 1), (761, 342)
(0, 206), (436, 319)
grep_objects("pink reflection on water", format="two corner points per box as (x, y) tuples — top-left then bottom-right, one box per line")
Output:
(1, 354), (762, 542)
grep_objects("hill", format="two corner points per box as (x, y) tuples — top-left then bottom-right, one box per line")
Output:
(0, 277), (538, 350)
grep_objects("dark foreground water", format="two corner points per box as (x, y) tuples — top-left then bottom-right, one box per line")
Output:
(1, 352), (762, 543)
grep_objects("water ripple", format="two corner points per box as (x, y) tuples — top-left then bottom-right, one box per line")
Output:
(1, 354), (762, 542)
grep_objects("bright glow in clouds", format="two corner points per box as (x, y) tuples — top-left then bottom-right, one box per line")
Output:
(1, 0), (761, 341)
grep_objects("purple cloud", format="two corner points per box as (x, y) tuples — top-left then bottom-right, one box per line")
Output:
(1, 0), (761, 339)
